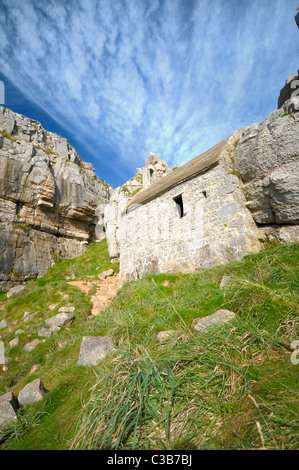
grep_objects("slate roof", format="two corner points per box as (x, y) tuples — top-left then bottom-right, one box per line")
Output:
(126, 135), (231, 210)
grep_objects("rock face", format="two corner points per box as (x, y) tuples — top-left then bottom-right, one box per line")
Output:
(0, 106), (111, 290)
(234, 94), (299, 235)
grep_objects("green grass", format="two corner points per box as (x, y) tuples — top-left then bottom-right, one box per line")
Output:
(0, 241), (298, 450)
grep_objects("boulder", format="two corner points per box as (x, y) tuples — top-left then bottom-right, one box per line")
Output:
(38, 327), (53, 338)
(58, 305), (75, 314)
(24, 312), (38, 323)
(7, 285), (27, 298)
(98, 269), (114, 281)
(193, 309), (236, 331)
(18, 379), (48, 407)
(8, 337), (19, 348)
(0, 392), (19, 427)
(0, 319), (7, 329)
(45, 312), (75, 328)
(77, 336), (114, 366)
(23, 339), (41, 352)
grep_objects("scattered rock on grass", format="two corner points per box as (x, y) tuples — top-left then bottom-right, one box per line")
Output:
(0, 319), (7, 329)
(77, 336), (114, 366)
(9, 337), (19, 348)
(38, 327), (53, 338)
(24, 312), (38, 323)
(0, 392), (19, 427)
(193, 309), (236, 331)
(7, 285), (27, 298)
(45, 312), (75, 328)
(18, 379), (48, 407)
(58, 305), (75, 314)
(48, 303), (58, 311)
(23, 339), (41, 352)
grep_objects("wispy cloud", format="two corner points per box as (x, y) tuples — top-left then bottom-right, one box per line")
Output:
(0, 0), (298, 184)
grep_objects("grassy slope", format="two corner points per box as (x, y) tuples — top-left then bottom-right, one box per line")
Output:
(0, 240), (298, 450)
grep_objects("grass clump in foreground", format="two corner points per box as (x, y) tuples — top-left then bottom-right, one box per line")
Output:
(0, 242), (298, 450)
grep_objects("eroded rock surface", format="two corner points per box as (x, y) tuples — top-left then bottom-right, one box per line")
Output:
(234, 95), (299, 230)
(0, 106), (111, 289)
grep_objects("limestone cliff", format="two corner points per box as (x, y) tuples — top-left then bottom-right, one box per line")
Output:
(234, 91), (299, 244)
(0, 106), (110, 290)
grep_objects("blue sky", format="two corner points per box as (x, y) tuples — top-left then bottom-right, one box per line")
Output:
(0, 0), (298, 187)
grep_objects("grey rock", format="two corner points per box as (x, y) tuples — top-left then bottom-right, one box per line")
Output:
(7, 285), (27, 298)
(18, 379), (48, 407)
(48, 303), (58, 311)
(9, 337), (19, 348)
(38, 327), (53, 338)
(234, 105), (299, 225)
(219, 275), (231, 289)
(0, 319), (7, 329)
(0, 392), (19, 427)
(98, 269), (114, 281)
(193, 309), (236, 331)
(24, 312), (38, 323)
(15, 329), (25, 335)
(77, 336), (114, 366)
(23, 339), (41, 352)
(45, 312), (75, 328)
(58, 305), (75, 314)
(49, 325), (61, 333)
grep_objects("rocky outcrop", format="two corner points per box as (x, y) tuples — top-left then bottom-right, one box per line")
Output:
(0, 106), (111, 290)
(295, 6), (299, 28)
(234, 93), (299, 242)
(277, 73), (299, 109)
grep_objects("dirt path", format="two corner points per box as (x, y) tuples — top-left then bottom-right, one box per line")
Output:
(68, 273), (123, 316)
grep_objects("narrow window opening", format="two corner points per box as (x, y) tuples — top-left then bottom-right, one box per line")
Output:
(202, 191), (207, 198)
(174, 194), (184, 218)
(149, 168), (154, 177)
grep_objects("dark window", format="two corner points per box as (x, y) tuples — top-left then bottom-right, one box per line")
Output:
(202, 191), (207, 198)
(174, 194), (184, 218)
(149, 168), (154, 177)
